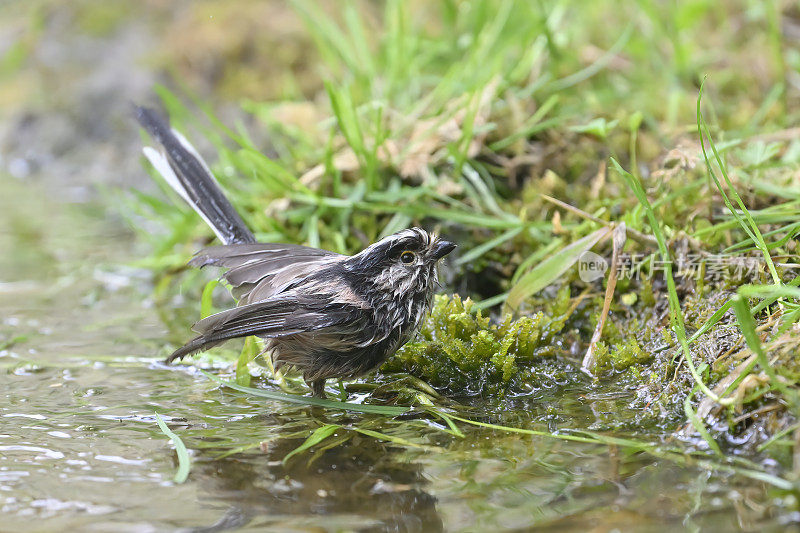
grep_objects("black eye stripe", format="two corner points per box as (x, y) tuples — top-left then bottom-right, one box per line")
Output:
(386, 238), (423, 256)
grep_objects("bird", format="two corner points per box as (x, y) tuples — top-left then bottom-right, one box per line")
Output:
(135, 106), (456, 397)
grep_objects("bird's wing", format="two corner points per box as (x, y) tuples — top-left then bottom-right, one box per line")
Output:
(167, 294), (362, 363)
(190, 243), (340, 268)
(189, 243), (347, 303)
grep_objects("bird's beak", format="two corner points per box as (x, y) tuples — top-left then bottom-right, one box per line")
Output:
(431, 240), (457, 260)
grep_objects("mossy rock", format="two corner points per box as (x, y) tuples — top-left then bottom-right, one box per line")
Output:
(382, 288), (571, 397)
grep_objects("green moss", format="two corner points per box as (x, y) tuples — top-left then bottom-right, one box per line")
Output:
(382, 287), (571, 396)
(595, 336), (650, 373)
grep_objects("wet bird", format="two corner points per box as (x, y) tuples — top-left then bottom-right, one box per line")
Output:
(135, 106), (455, 397)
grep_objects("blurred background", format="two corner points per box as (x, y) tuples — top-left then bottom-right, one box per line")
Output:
(1, 1), (797, 200)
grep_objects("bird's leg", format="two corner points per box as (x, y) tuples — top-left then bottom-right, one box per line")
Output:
(306, 378), (327, 398)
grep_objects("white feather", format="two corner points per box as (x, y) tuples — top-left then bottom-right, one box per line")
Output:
(142, 145), (227, 242)
(142, 146), (189, 203)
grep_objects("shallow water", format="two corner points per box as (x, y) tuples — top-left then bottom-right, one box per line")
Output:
(1, 177), (797, 532)
(1, 0), (799, 528)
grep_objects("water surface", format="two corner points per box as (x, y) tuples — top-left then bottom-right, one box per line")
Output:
(0, 177), (792, 532)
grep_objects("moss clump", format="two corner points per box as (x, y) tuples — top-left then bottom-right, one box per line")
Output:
(381, 288), (571, 397)
(594, 337), (651, 374)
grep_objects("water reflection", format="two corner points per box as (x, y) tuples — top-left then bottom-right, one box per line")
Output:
(188, 436), (443, 532)
(0, 346), (788, 530)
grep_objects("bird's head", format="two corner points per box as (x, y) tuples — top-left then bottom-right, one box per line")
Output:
(344, 228), (456, 300)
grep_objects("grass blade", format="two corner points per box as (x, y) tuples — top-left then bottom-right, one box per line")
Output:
(283, 424), (341, 464)
(731, 295), (793, 399)
(506, 227), (609, 311)
(684, 392), (723, 457)
(446, 413), (597, 444)
(697, 81), (780, 285)
(424, 408), (465, 438)
(454, 227), (522, 267)
(201, 370), (410, 415)
(235, 336), (260, 387)
(154, 413), (191, 484)
(350, 427), (428, 449)
(611, 157), (723, 403)
(200, 280), (219, 319)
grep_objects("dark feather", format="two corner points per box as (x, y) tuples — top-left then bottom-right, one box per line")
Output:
(167, 291), (363, 363)
(135, 106), (256, 245)
(190, 243), (345, 303)
(189, 243), (340, 269)
(223, 254), (336, 286)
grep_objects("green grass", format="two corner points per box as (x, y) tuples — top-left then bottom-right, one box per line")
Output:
(130, 0), (800, 490)
(154, 413), (191, 484)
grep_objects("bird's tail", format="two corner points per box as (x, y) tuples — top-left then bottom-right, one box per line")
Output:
(134, 106), (256, 245)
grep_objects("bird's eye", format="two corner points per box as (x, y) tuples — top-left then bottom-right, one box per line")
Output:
(400, 251), (416, 264)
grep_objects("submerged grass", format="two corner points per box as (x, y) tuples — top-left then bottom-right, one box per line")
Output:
(199, 368), (797, 491)
(154, 413), (191, 484)
(201, 370), (410, 415)
(128, 0), (800, 491)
